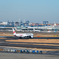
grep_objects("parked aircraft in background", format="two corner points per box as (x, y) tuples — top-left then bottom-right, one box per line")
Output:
(33, 28), (40, 32)
(40, 29), (57, 33)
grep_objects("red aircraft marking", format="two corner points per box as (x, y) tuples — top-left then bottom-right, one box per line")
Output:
(13, 31), (15, 33)
(20, 34), (23, 36)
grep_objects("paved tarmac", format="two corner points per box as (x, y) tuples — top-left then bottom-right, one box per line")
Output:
(8, 36), (59, 39)
(0, 52), (59, 59)
(0, 36), (59, 55)
(0, 36), (59, 39)
(0, 36), (59, 49)
(0, 42), (59, 49)
(0, 38), (59, 49)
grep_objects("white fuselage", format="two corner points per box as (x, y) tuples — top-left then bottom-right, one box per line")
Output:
(33, 30), (40, 32)
(14, 33), (33, 38)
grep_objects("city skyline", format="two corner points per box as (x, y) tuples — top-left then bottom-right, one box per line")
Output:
(0, 0), (59, 23)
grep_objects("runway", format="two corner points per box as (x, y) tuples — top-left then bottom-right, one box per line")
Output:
(0, 37), (59, 49)
(0, 36), (59, 39)
(0, 42), (59, 49)
(0, 35), (59, 53)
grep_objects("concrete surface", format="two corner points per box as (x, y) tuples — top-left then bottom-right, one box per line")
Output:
(0, 53), (59, 59)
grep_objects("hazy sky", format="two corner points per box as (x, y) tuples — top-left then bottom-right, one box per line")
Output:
(0, 0), (59, 23)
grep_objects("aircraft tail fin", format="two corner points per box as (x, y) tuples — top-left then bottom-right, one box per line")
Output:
(12, 28), (16, 35)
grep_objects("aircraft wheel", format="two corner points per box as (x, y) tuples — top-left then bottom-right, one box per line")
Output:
(24, 36), (27, 39)
(19, 37), (22, 39)
(26, 36), (30, 39)
(29, 36), (31, 38)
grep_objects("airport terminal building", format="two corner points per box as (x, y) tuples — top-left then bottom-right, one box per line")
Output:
(0, 21), (59, 32)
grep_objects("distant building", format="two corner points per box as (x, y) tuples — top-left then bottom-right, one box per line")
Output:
(19, 21), (29, 27)
(0, 22), (7, 27)
(20, 21), (23, 26)
(6, 21), (14, 27)
(0, 22), (7, 25)
(14, 22), (19, 26)
(43, 21), (48, 24)
(26, 21), (29, 26)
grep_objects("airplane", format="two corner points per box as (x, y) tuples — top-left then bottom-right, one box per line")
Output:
(40, 29), (57, 33)
(40, 30), (52, 33)
(13, 28), (34, 39)
(33, 28), (40, 32)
